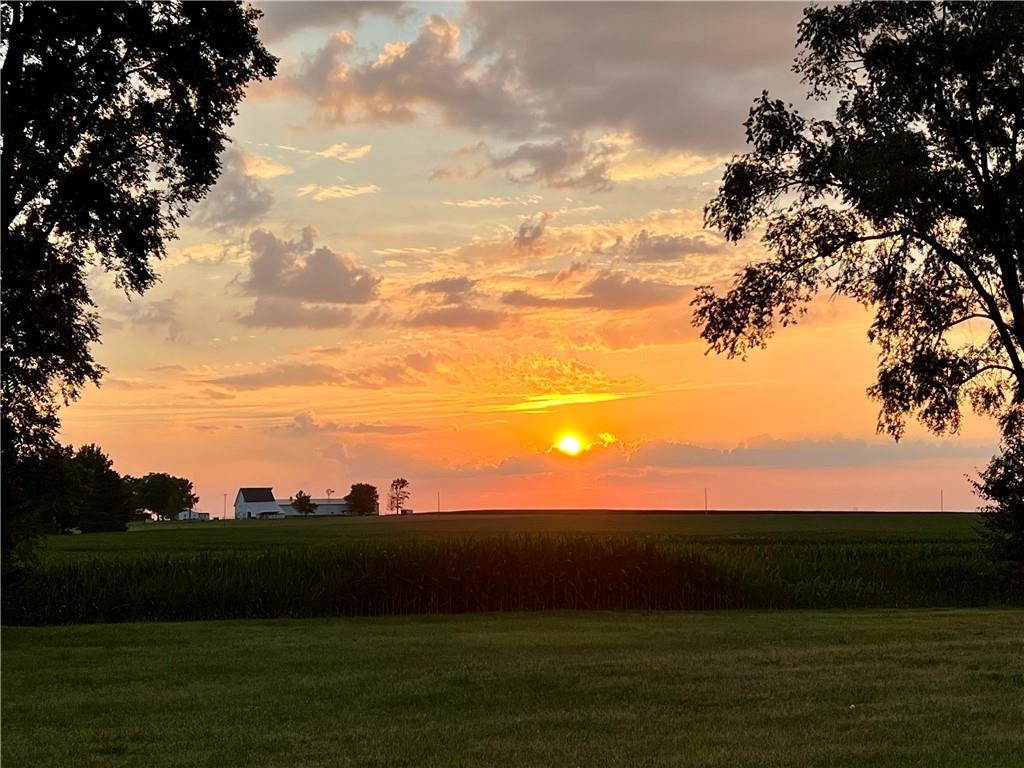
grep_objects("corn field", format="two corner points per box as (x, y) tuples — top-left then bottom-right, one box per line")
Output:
(4, 535), (1018, 625)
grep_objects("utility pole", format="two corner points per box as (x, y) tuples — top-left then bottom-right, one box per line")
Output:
(704, 487), (708, 514)
(437, 491), (440, 514)
(940, 489), (944, 513)
(222, 493), (226, 519)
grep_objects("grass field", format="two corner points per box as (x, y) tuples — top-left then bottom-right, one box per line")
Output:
(4, 609), (1023, 768)
(44, 512), (983, 562)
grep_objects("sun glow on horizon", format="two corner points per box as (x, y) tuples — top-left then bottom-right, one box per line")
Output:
(557, 435), (583, 456)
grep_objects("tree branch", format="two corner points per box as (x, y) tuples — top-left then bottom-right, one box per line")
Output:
(963, 364), (1016, 385)
(916, 230), (1024, 391)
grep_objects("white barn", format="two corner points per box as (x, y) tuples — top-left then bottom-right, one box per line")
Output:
(177, 509), (210, 521)
(234, 488), (284, 519)
(234, 488), (378, 519)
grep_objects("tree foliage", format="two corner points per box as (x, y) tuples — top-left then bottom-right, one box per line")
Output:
(0, 2), (276, 561)
(69, 445), (136, 534)
(346, 484), (379, 517)
(696, 2), (1023, 533)
(128, 472), (199, 521)
(975, 436), (1024, 571)
(290, 490), (318, 517)
(42, 445), (84, 534)
(2, 444), (79, 566)
(387, 477), (411, 514)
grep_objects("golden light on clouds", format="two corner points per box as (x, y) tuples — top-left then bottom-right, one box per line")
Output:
(485, 392), (647, 413)
(238, 150), (294, 180)
(296, 183), (381, 201)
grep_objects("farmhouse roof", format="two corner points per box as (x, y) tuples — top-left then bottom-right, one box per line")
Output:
(239, 487), (275, 503)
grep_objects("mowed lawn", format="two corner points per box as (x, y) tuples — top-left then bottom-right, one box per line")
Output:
(44, 512), (981, 561)
(4, 609), (1023, 768)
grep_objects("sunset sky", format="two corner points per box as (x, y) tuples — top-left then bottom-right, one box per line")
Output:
(61, 1), (999, 514)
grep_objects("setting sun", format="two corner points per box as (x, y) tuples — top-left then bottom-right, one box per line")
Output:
(557, 435), (583, 456)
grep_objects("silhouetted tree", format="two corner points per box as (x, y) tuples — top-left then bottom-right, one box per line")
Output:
(975, 436), (1024, 572)
(696, 2), (1023, 546)
(1, 2), (276, 565)
(387, 477), (411, 514)
(128, 473), (199, 521)
(10, 444), (83, 540)
(290, 490), (318, 517)
(346, 484), (379, 516)
(42, 446), (83, 534)
(72, 445), (135, 533)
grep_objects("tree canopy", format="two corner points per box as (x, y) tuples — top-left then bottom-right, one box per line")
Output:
(128, 473), (199, 521)
(698, 1), (1023, 440)
(388, 478), (411, 514)
(69, 444), (136, 534)
(696, 2), (1023, 537)
(290, 490), (318, 517)
(1, 2), (276, 565)
(346, 484), (379, 517)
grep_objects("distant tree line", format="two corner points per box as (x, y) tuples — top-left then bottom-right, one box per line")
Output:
(31, 444), (199, 534)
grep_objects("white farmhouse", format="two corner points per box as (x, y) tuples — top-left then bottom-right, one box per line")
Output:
(177, 509), (210, 521)
(234, 488), (283, 519)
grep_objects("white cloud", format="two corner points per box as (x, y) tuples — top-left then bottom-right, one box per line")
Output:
(443, 195), (543, 208)
(296, 183), (380, 201)
(238, 150), (293, 179)
(316, 143), (372, 162)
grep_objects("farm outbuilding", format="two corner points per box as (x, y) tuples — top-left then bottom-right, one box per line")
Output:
(233, 488), (377, 519)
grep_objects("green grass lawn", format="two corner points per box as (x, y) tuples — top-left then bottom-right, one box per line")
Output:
(4, 609), (1022, 767)
(45, 512), (983, 562)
